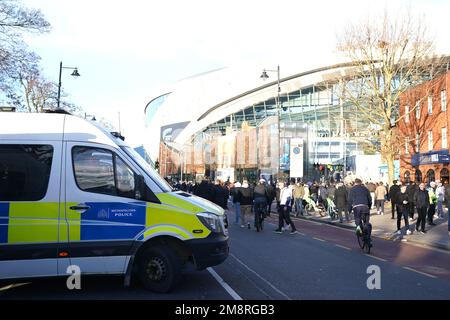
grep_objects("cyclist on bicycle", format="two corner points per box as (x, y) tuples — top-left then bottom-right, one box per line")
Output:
(253, 179), (270, 226)
(347, 178), (372, 236)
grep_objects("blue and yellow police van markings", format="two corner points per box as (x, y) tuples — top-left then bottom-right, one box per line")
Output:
(0, 203), (9, 243)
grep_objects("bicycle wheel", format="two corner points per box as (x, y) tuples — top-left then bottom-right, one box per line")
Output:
(356, 232), (365, 249)
(260, 214), (264, 231)
(364, 235), (372, 254)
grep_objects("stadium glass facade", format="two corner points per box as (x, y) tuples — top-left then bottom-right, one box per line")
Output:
(145, 64), (377, 184)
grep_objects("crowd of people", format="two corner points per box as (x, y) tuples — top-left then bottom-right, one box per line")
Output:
(169, 177), (450, 236)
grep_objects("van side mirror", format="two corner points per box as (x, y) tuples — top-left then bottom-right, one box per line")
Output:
(134, 174), (161, 204)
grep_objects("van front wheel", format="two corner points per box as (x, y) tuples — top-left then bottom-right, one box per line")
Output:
(138, 245), (182, 293)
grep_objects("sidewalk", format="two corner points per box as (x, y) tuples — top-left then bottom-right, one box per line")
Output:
(288, 203), (450, 251)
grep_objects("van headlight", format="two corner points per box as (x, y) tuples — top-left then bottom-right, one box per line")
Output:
(197, 212), (224, 233)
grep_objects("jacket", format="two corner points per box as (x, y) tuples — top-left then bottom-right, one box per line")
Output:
(414, 189), (429, 208)
(254, 184), (269, 202)
(397, 192), (409, 212)
(293, 185), (305, 199)
(347, 184), (372, 212)
(388, 185), (401, 203)
(375, 185), (386, 200)
(237, 187), (254, 206)
(334, 186), (348, 208)
(279, 187), (292, 207)
(406, 184), (417, 202)
(428, 188), (437, 205)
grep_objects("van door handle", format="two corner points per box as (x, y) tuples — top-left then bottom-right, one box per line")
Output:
(70, 204), (90, 211)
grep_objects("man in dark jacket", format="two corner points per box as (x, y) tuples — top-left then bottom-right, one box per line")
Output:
(396, 185), (411, 235)
(406, 182), (417, 220)
(335, 182), (349, 223)
(194, 179), (215, 202)
(414, 182), (430, 234)
(266, 181), (275, 216)
(388, 180), (401, 220)
(348, 178), (372, 235)
(236, 180), (254, 229)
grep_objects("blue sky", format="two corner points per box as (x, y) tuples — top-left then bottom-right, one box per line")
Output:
(21, 0), (450, 148)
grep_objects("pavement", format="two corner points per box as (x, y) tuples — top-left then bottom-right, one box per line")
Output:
(289, 202), (450, 251)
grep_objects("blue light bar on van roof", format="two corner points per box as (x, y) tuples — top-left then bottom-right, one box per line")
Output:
(110, 132), (125, 141)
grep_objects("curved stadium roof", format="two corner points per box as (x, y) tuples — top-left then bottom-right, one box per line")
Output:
(143, 57), (361, 161)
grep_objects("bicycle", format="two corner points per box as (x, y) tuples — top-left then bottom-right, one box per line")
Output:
(327, 198), (338, 219)
(356, 213), (373, 254)
(254, 200), (267, 232)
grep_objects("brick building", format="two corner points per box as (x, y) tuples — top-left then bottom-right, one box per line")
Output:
(398, 70), (450, 184)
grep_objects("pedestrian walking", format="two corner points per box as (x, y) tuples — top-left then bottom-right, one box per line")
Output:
(414, 182), (429, 234)
(236, 180), (254, 229)
(375, 182), (386, 215)
(293, 180), (305, 217)
(335, 182), (349, 223)
(266, 181), (276, 216)
(231, 182), (241, 224)
(388, 180), (401, 220)
(367, 180), (377, 210)
(406, 181), (417, 220)
(427, 181), (437, 226)
(436, 180), (445, 218)
(396, 185), (411, 235)
(274, 182), (297, 234)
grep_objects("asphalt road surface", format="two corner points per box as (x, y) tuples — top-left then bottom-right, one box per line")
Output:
(1, 215), (450, 300)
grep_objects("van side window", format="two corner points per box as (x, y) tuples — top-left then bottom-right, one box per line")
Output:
(0, 144), (53, 201)
(72, 147), (115, 195)
(72, 146), (137, 200)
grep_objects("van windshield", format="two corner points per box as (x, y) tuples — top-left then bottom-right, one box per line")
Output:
(121, 146), (172, 192)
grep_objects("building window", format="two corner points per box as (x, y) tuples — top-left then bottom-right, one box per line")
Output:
(405, 137), (409, 154)
(404, 171), (411, 184)
(415, 169), (422, 183)
(428, 130), (433, 151)
(440, 168), (449, 184)
(416, 133), (420, 153)
(405, 105), (410, 123)
(415, 101), (420, 119)
(442, 127), (447, 149)
(442, 90), (447, 112)
(426, 169), (435, 184)
(427, 96), (433, 115)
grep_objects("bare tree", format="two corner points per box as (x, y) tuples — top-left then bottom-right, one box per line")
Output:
(0, 0), (50, 105)
(336, 9), (448, 184)
(0, 0), (50, 40)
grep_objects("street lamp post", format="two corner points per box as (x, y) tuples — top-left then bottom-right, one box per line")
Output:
(261, 65), (281, 181)
(57, 61), (80, 109)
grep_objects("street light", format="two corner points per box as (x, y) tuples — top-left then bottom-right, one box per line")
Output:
(57, 61), (80, 109)
(260, 65), (282, 180)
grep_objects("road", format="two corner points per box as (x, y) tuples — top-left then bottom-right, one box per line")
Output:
(1, 215), (450, 300)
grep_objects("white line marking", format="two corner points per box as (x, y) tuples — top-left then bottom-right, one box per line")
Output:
(207, 267), (243, 300)
(313, 237), (326, 242)
(403, 267), (437, 279)
(229, 253), (292, 300)
(297, 232), (306, 236)
(335, 244), (351, 250)
(364, 254), (387, 262)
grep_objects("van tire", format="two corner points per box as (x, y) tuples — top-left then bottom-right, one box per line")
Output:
(137, 245), (182, 293)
